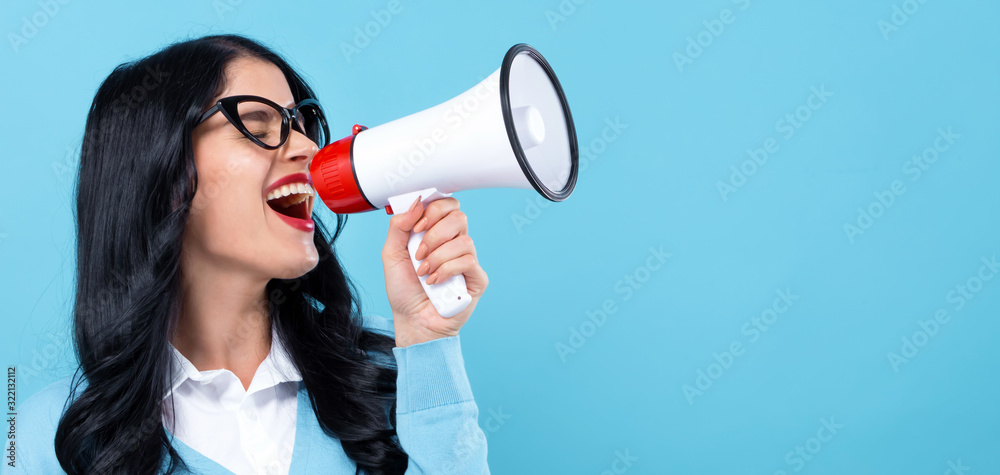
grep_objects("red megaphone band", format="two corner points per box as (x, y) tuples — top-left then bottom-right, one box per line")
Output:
(310, 124), (377, 214)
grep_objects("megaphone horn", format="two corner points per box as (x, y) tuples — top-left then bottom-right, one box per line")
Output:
(311, 43), (579, 318)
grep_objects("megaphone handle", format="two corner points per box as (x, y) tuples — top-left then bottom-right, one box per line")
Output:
(407, 227), (473, 318)
(388, 188), (473, 319)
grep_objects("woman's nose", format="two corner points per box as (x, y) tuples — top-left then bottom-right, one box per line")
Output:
(283, 130), (319, 167)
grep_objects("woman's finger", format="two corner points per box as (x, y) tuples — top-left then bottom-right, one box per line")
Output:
(414, 209), (468, 261)
(412, 197), (460, 234)
(426, 253), (481, 286)
(416, 234), (476, 277)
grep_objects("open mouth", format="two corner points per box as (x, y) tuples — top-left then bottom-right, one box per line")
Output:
(266, 182), (315, 221)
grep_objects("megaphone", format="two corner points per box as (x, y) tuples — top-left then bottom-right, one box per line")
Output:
(311, 43), (579, 318)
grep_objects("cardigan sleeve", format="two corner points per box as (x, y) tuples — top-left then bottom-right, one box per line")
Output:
(362, 314), (490, 474)
(2, 376), (78, 475)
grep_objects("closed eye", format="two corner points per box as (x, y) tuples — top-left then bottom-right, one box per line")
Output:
(239, 110), (274, 125)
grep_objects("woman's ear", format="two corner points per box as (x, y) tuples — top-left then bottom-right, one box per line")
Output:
(171, 167), (198, 213)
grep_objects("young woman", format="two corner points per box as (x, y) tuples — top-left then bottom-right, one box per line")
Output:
(5, 34), (490, 474)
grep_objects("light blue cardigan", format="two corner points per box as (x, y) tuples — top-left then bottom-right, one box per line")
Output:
(3, 315), (490, 474)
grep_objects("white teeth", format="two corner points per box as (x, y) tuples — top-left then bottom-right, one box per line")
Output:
(266, 182), (315, 202)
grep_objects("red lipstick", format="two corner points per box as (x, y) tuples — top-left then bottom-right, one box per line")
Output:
(265, 172), (313, 196)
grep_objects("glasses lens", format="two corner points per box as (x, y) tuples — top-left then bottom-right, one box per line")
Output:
(295, 103), (328, 147)
(235, 100), (285, 147)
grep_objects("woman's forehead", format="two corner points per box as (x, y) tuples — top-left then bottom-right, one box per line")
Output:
(218, 57), (295, 108)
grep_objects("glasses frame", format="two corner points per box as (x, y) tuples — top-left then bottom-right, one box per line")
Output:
(196, 94), (331, 150)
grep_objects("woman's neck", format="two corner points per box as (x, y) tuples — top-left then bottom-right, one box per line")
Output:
(170, 258), (272, 392)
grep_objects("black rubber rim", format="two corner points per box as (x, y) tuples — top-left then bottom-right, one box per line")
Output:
(499, 44), (579, 202)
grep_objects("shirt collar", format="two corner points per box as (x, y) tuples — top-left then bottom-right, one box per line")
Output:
(164, 325), (302, 400)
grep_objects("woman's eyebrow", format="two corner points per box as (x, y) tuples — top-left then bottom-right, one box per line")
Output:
(239, 110), (273, 123)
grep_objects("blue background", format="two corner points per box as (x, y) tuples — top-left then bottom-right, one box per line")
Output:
(2, 0), (999, 473)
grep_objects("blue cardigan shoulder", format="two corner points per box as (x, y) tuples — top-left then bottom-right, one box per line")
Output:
(2, 314), (490, 474)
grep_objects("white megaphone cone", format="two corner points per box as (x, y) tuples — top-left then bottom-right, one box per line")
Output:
(310, 44), (579, 318)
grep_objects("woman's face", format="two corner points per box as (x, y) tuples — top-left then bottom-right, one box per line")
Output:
(185, 57), (320, 281)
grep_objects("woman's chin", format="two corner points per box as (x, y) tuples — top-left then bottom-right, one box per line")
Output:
(268, 246), (320, 280)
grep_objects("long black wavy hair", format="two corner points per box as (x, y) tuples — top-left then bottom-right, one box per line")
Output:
(53, 34), (408, 474)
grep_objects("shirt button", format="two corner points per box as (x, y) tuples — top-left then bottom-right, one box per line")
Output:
(242, 407), (257, 421)
(267, 461), (281, 474)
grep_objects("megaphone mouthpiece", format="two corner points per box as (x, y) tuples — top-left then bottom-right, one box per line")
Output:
(310, 125), (377, 214)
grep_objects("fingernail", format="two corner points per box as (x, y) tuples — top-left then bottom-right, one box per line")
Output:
(414, 217), (428, 233)
(426, 272), (438, 285)
(416, 242), (428, 261)
(417, 261), (429, 276)
(409, 195), (422, 213)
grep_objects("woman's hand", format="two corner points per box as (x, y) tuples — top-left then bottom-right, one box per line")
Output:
(381, 196), (488, 347)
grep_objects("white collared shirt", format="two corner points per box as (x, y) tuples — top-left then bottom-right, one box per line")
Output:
(162, 327), (301, 475)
